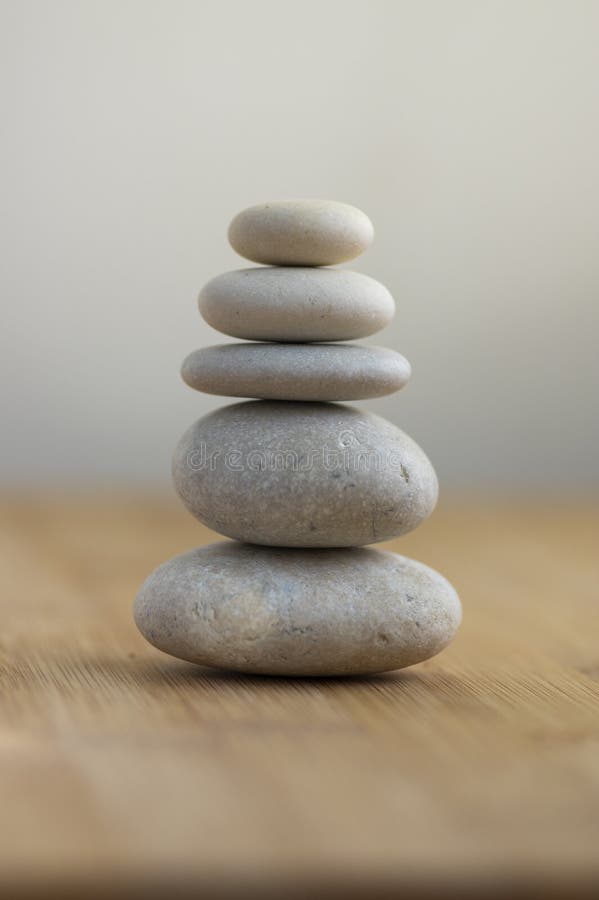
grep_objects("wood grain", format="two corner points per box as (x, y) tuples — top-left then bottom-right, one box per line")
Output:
(1, 494), (598, 898)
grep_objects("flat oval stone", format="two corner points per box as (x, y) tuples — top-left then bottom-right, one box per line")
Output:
(172, 401), (438, 547)
(181, 344), (411, 401)
(199, 267), (395, 342)
(134, 542), (461, 676)
(228, 200), (373, 267)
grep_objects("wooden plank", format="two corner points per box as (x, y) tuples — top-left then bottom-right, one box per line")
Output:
(0, 495), (598, 897)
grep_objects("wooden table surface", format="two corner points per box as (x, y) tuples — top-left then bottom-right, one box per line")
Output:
(1, 495), (598, 898)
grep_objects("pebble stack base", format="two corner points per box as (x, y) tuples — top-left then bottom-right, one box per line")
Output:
(134, 543), (461, 677)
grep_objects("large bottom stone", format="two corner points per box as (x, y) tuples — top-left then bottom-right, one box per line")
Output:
(134, 542), (461, 676)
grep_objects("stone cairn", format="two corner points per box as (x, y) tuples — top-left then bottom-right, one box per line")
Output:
(135, 200), (461, 676)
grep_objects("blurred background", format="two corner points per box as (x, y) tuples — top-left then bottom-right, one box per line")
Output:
(2, 0), (598, 491)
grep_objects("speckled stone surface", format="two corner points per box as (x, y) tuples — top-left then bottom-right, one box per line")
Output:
(181, 343), (411, 401)
(172, 401), (438, 547)
(228, 200), (373, 267)
(134, 542), (461, 676)
(199, 267), (394, 342)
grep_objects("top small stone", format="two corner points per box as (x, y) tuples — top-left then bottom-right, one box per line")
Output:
(228, 199), (374, 267)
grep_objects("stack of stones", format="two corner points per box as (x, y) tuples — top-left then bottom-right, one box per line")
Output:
(134, 200), (461, 676)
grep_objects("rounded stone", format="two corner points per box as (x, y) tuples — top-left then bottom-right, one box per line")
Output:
(181, 343), (411, 402)
(134, 542), (461, 676)
(199, 267), (395, 342)
(228, 200), (374, 267)
(172, 401), (438, 547)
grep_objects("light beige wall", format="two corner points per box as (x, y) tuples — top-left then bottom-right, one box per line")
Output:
(2, 0), (598, 488)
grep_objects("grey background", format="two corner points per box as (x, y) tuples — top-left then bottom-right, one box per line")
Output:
(2, 0), (598, 489)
